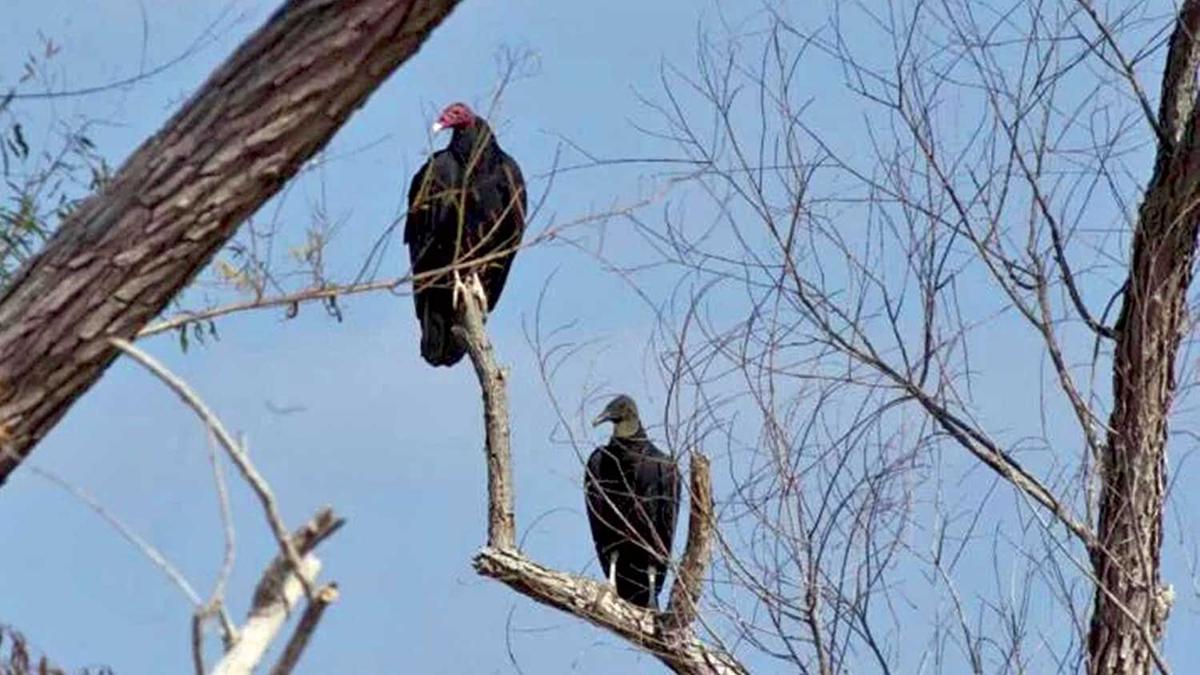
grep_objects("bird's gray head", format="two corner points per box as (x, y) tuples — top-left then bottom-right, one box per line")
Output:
(431, 102), (477, 134)
(592, 394), (643, 439)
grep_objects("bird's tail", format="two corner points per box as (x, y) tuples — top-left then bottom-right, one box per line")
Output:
(419, 303), (466, 367)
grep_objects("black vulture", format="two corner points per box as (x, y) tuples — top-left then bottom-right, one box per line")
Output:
(585, 395), (680, 609)
(405, 102), (527, 367)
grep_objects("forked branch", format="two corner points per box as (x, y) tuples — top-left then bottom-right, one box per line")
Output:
(212, 508), (344, 675)
(107, 337), (343, 674)
(454, 293), (746, 675)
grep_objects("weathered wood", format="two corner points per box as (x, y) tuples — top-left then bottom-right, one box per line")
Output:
(474, 547), (747, 675)
(662, 453), (714, 634)
(453, 287), (516, 549)
(0, 0), (462, 483)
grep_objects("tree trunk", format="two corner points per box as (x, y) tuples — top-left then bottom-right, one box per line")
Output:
(0, 0), (461, 483)
(1086, 4), (1200, 672)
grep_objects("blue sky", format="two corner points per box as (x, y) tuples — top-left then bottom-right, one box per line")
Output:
(1, 1), (1198, 674)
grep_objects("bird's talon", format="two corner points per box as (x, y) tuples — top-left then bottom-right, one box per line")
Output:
(451, 270), (467, 310)
(469, 273), (489, 315)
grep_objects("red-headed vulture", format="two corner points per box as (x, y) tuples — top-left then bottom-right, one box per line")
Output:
(405, 102), (526, 367)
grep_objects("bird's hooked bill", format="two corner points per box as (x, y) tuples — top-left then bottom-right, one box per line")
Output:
(592, 411), (611, 427)
(431, 121), (446, 134)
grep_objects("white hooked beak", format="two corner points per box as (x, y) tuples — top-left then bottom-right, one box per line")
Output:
(431, 121), (447, 134)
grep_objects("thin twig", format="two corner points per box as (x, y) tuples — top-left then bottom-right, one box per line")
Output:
(110, 337), (314, 599)
(137, 277), (406, 339)
(206, 431), (239, 646)
(28, 464), (202, 606)
(191, 614), (206, 675)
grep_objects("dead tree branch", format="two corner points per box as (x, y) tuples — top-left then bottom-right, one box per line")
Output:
(211, 508), (344, 675)
(267, 583), (340, 675)
(453, 287), (516, 550)
(455, 292), (746, 674)
(107, 337), (344, 670)
(27, 464), (203, 607)
(137, 277), (408, 339)
(662, 453), (714, 634)
(0, 0), (463, 485)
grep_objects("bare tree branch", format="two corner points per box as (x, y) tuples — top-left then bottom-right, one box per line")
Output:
(137, 277), (407, 339)
(27, 464), (203, 607)
(267, 583), (340, 675)
(211, 555), (321, 675)
(662, 453), (715, 634)
(453, 288), (516, 550)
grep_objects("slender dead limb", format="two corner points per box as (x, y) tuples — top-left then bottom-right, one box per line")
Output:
(111, 337), (313, 598)
(28, 464), (202, 606)
(662, 453), (714, 634)
(453, 290), (516, 549)
(268, 583), (340, 675)
(456, 292), (744, 674)
(138, 277), (407, 339)
(204, 432), (239, 646)
(192, 613), (207, 675)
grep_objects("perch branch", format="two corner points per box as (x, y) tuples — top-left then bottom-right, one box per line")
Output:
(453, 291), (516, 549)
(456, 292), (745, 674)
(473, 545), (743, 675)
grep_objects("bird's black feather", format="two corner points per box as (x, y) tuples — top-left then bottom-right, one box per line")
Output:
(585, 429), (680, 608)
(405, 116), (526, 367)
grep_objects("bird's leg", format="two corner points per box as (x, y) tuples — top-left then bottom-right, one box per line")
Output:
(451, 268), (467, 310)
(607, 551), (619, 587)
(647, 568), (659, 610)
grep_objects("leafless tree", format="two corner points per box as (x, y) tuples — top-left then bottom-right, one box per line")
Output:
(568, 1), (1200, 673)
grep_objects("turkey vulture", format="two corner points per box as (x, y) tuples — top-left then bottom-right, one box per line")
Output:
(585, 395), (680, 609)
(405, 102), (527, 367)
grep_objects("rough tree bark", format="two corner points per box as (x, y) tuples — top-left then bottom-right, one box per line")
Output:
(0, 0), (462, 483)
(1087, 3), (1200, 673)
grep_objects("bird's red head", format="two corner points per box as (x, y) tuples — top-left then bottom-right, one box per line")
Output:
(431, 102), (476, 134)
